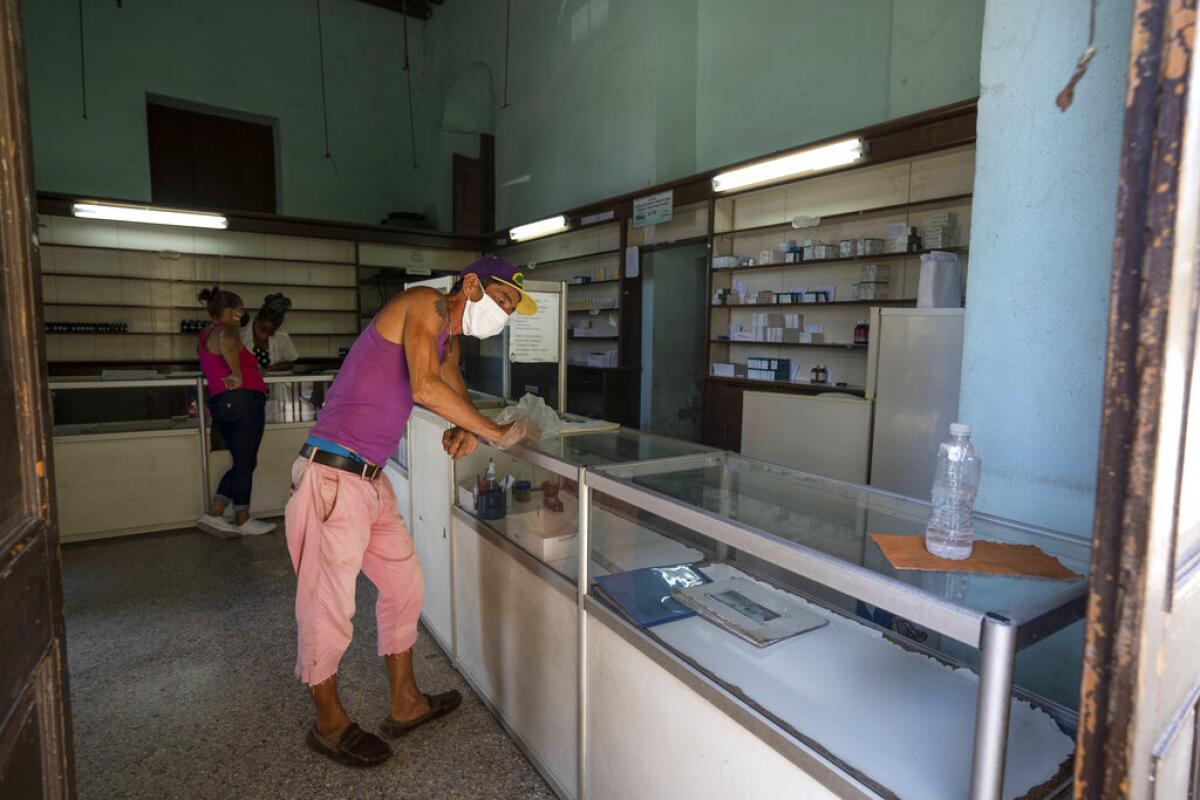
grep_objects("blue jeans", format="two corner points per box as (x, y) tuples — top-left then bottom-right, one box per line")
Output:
(210, 389), (266, 510)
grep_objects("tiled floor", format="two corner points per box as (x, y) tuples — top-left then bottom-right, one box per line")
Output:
(61, 525), (556, 799)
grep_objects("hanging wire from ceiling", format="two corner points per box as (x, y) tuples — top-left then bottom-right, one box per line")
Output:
(1055, 0), (1098, 111)
(77, 0), (88, 119)
(502, 0), (511, 109)
(315, 0), (339, 172)
(402, 0), (418, 168)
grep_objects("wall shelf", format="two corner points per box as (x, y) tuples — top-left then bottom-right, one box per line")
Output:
(525, 248), (621, 268)
(40, 271), (356, 291)
(711, 299), (915, 309)
(710, 339), (866, 350)
(44, 300), (357, 313)
(712, 246), (967, 275)
(712, 192), (973, 238)
(704, 375), (867, 397)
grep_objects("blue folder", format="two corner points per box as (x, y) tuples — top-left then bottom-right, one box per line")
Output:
(594, 564), (711, 628)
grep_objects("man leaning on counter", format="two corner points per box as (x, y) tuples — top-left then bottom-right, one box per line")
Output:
(284, 256), (538, 767)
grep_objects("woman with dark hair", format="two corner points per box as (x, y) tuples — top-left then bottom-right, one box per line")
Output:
(196, 286), (275, 537)
(242, 292), (300, 372)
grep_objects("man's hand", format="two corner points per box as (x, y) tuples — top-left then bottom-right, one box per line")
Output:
(222, 373), (243, 391)
(493, 419), (539, 450)
(442, 427), (480, 460)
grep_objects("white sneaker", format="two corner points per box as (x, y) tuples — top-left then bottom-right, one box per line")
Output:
(237, 518), (276, 536)
(197, 514), (241, 539)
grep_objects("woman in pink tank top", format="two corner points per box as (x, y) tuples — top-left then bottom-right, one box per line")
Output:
(195, 286), (273, 538)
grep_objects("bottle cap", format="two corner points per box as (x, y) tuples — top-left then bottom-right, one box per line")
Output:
(950, 422), (971, 436)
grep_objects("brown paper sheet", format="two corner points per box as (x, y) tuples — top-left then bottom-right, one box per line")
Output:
(869, 534), (1081, 581)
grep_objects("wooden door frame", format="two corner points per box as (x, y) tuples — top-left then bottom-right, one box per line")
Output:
(0, 0), (76, 794)
(1076, 0), (1196, 795)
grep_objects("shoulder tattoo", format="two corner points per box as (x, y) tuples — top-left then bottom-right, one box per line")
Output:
(434, 294), (448, 321)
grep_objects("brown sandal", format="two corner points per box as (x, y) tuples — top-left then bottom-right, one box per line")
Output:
(379, 690), (463, 739)
(306, 722), (392, 767)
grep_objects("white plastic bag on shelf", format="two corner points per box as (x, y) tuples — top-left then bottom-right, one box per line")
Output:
(494, 393), (561, 442)
(917, 251), (963, 308)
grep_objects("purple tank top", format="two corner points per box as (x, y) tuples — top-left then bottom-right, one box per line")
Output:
(309, 320), (449, 465)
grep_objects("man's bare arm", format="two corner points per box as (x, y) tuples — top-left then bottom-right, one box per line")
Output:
(439, 335), (472, 401)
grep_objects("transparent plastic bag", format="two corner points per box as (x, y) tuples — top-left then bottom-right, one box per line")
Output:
(493, 393), (559, 442)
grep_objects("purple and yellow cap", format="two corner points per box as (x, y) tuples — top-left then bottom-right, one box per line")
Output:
(463, 255), (538, 315)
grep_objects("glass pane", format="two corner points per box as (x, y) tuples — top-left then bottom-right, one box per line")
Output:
(584, 489), (1077, 800)
(49, 382), (200, 435)
(526, 428), (713, 469)
(599, 453), (1090, 622)
(454, 441), (580, 582)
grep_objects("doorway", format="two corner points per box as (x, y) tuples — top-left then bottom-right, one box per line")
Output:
(639, 242), (707, 441)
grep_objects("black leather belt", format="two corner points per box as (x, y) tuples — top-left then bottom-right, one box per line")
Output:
(299, 443), (384, 481)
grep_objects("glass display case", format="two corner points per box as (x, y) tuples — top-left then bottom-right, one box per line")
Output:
(49, 372), (337, 542)
(50, 376), (201, 436)
(452, 428), (715, 581)
(580, 452), (1089, 800)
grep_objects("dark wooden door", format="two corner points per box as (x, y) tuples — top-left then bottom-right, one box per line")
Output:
(0, 1), (76, 797)
(453, 153), (483, 235)
(1075, 1), (1200, 796)
(700, 379), (745, 451)
(147, 103), (276, 213)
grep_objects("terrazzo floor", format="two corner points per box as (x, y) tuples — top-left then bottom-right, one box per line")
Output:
(62, 525), (557, 800)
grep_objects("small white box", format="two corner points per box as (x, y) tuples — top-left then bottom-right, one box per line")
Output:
(712, 362), (736, 377)
(503, 504), (578, 562)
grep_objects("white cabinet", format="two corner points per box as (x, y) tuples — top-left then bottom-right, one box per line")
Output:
(408, 407), (455, 650)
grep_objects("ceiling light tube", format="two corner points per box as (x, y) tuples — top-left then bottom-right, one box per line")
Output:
(72, 202), (229, 229)
(711, 137), (867, 193)
(509, 214), (568, 242)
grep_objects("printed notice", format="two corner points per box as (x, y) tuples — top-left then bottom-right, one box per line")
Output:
(508, 290), (560, 363)
(633, 189), (673, 228)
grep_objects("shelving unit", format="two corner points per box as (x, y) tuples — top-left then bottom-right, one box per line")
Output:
(497, 223), (629, 416)
(355, 240), (480, 327)
(37, 215), (364, 367)
(702, 141), (976, 449)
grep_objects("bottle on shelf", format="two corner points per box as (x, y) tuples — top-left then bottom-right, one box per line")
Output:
(485, 458), (496, 490)
(925, 422), (982, 560)
(854, 320), (870, 345)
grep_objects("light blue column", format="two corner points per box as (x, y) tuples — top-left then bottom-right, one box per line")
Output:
(960, 0), (1133, 537)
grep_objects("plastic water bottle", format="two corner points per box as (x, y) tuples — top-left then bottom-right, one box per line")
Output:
(925, 422), (982, 560)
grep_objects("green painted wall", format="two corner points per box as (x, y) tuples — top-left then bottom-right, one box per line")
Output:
(22, 1), (985, 231)
(424, 0), (985, 231)
(21, 0), (424, 224)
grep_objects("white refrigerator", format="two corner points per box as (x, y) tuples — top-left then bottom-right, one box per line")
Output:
(866, 308), (965, 500)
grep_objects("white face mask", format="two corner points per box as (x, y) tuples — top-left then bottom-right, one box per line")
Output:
(462, 290), (511, 339)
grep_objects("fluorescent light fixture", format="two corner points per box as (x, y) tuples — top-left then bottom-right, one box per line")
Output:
(711, 137), (866, 193)
(509, 214), (568, 242)
(72, 202), (228, 229)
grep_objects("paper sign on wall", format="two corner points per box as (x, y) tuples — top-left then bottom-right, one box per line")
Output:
(625, 246), (640, 278)
(633, 189), (673, 228)
(508, 290), (560, 363)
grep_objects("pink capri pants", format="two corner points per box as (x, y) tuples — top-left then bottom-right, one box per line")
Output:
(285, 456), (424, 686)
